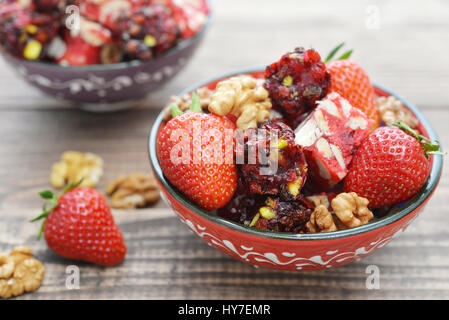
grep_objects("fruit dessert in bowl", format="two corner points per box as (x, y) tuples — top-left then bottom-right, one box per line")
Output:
(149, 45), (443, 271)
(0, 0), (211, 111)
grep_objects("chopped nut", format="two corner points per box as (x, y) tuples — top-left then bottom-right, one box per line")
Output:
(249, 213), (260, 227)
(0, 254), (14, 279)
(331, 192), (374, 228)
(163, 87), (213, 121)
(259, 206), (275, 219)
(208, 75), (272, 130)
(305, 205), (337, 233)
(50, 151), (104, 188)
(376, 96), (418, 129)
(13, 258), (45, 293)
(106, 172), (160, 209)
(0, 246), (44, 299)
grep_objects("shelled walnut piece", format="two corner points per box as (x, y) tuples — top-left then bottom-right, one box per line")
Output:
(305, 192), (374, 233)
(376, 96), (418, 129)
(0, 246), (45, 299)
(305, 205), (337, 233)
(51, 151), (104, 188)
(163, 87), (213, 121)
(332, 192), (374, 229)
(208, 75), (272, 130)
(106, 172), (160, 209)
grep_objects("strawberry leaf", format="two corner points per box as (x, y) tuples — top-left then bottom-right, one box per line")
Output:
(392, 121), (444, 157)
(32, 180), (83, 240)
(62, 179), (83, 195)
(39, 190), (54, 199)
(324, 42), (345, 63)
(30, 211), (50, 222)
(337, 49), (353, 60)
(36, 220), (45, 240)
(189, 91), (202, 113)
(170, 103), (183, 118)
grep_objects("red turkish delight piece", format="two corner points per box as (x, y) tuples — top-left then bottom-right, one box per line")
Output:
(168, 0), (209, 39)
(80, 0), (132, 31)
(294, 92), (372, 190)
(57, 34), (101, 66)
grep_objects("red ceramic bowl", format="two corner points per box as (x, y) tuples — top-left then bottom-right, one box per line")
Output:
(148, 68), (443, 271)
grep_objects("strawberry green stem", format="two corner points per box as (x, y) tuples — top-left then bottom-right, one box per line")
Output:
(170, 103), (183, 118)
(189, 91), (202, 113)
(392, 121), (444, 156)
(337, 49), (353, 60)
(325, 43), (353, 63)
(31, 179), (84, 240)
(324, 42), (345, 63)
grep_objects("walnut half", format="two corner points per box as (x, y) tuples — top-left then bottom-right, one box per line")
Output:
(0, 246), (45, 299)
(331, 192), (374, 229)
(106, 172), (160, 209)
(208, 75), (272, 130)
(305, 192), (374, 233)
(305, 205), (337, 233)
(50, 151), (104, 188)
(376, 96), (418, 129)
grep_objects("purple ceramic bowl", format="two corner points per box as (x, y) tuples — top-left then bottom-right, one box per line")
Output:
(0, 2), (212, 112)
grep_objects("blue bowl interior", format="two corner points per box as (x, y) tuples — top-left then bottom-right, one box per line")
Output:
(148, 67), (443, 241)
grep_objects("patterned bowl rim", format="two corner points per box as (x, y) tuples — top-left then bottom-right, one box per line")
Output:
(0, 0), (213, 72)
(148, 66), (443, 241)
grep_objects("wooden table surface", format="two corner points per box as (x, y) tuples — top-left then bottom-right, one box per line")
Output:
(1, 0), (448, 300)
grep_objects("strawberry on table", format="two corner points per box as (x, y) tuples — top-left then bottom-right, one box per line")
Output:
(32, 184), (127, 266)
(325, 43), (380, 130)
(156, 93), (238, 210)
(344, 122), (442, 208)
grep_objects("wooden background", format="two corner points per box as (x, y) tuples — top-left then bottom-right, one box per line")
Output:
(0, 0), (448, 300)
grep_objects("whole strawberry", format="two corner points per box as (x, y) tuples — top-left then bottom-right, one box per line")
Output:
(156, 93), (238, 210)
(33, 185), (126, 266)
(325, 43), (380, 129)
(344, 122), (441, 208)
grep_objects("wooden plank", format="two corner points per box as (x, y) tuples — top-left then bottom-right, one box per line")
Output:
(1, 206), (449, 300)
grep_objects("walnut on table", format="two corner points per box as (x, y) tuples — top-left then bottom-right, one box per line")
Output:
(208, 75), (272, 130)
(50, 151), (104, 188)
(8, 246), (33, 266)
(0, 246), (45, 299)
(13, 259), (45, 293)
(106, 172), (160, 209)
(0, 254), (14, 279)
(163, 87), (213, 121)
(376, 96), (418, 129)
